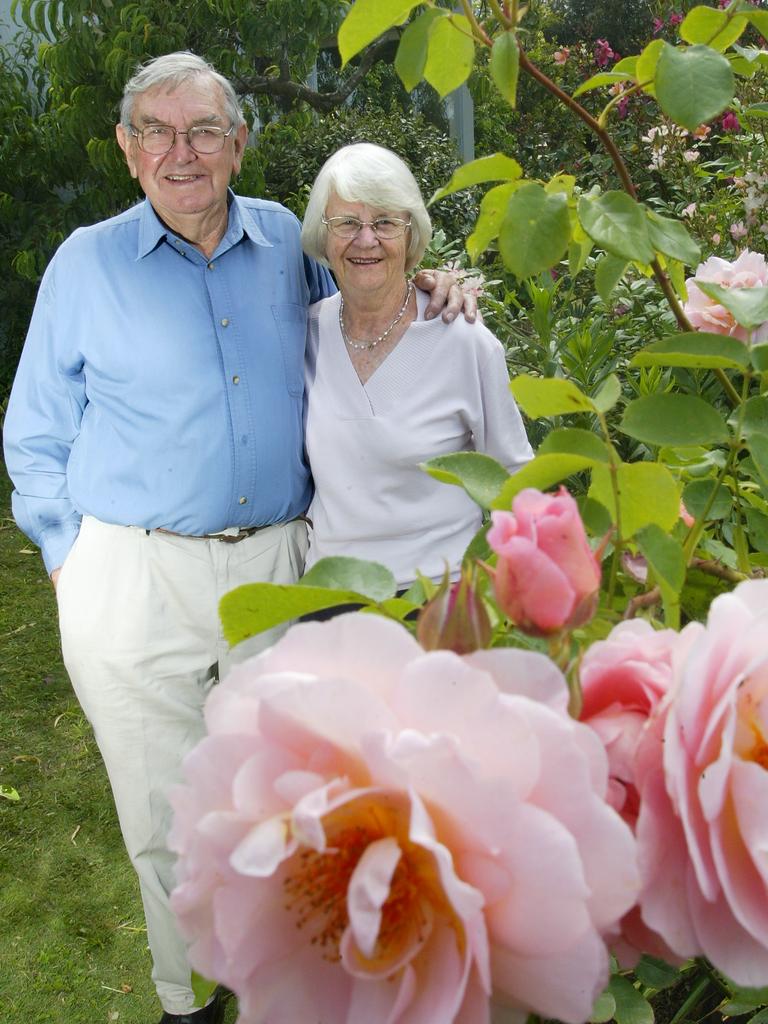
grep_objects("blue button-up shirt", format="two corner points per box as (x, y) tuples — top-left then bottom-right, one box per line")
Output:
(3, 192), (336, 573)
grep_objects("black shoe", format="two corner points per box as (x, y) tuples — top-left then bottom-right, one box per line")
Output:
(158, 988), (225, 1024)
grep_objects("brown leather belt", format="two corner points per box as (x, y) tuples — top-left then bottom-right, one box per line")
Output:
(154, 525), (269, 544)
(150, 515), (311, 545)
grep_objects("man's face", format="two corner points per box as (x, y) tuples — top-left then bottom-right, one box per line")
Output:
(116, 76), (247, 234)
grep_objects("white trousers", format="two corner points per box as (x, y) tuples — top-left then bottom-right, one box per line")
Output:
(56, 516), (308, 1014)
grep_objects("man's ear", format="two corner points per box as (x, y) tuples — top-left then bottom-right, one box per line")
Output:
(116, 124), (138, 178)
(231, 122), (248, 177)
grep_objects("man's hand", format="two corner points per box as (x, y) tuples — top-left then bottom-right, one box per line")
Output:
(51, 567), (61, 590)
(413, 269), (478, 324)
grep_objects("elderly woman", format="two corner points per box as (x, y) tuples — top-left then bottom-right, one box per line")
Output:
(300, 143), (533, 590)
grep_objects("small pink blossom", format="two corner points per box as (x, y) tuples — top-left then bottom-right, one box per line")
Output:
(553, 47), (570, 65)
(683, 250), (768, 343)
(633, 579), (768, 986)
(594, 38), (617, 68)
(712, 232), (721, 245)
(487, 488), (602, 636)
(721, 111), (741, 133)
(653, 17), (665, 34)
(170, 614), (640, 1024)
(683, 149), (700, 163)
(669, 12), (684, 25)
(679, 500), (695, 529)
(682, 203), (697, 218)
(730, 221), (749, 240)
(691, 124), (711, 140)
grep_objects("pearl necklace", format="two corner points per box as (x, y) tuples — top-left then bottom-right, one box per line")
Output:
(339, 281), (414, 351)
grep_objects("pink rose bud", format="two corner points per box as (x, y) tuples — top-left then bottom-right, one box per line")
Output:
(487, 487), (602, 636)
(679, 500), (695, 528)
(417, 569), (492, 654)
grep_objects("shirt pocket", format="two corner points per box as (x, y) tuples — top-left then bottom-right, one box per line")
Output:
(272, 303), (307, 396)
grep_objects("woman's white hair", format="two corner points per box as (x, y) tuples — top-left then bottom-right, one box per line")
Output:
(301, 143), (432, 273)
(119, 52), (245, 129)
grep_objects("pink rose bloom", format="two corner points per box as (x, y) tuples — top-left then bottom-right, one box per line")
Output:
(721, 111), (741, 133)
(487, 488), (602, 636)
(634, 580), (768, 986)
(669, 12), (684, 25)
(683, 250), (768, 343)
(170, 615), (640, 1024)
(579, 620), (694, 825)
(652, 17), (664, 34)
(553, 47), (570, 65)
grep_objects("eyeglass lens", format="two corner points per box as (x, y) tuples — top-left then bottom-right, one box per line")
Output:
(137, 125), (229, 154)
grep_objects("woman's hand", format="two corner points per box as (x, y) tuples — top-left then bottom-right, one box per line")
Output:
(413, 269), (478, 324)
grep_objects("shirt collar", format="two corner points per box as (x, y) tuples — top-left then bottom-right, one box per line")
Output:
(136, 190), (273, 260)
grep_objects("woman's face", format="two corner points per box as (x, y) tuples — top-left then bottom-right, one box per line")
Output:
(324, 194), (411, 301)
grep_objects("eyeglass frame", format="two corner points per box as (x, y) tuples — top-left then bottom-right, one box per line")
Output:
(127, 122), (236, 155)
(322, 215), (413, 240)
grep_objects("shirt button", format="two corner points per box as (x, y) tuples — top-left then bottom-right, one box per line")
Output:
(221, 318), (229, 327)
(232, 375), (240, 384)
(239, 496), (247, 505)
(208, 262), (215, 270)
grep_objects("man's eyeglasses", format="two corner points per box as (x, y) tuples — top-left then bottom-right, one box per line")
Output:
(322, 216), (412, 240)
(128, 124), (235, 155)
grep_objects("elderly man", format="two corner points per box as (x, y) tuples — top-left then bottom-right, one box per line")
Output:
(3, 52), (469, 1024)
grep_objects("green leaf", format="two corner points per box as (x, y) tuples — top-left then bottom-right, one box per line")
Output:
(300, 557), (397, 600)
(593, 374), (622, 413)
(744, 102), (768, 118)
(636, 38), (664, 93)
(747, 432), (768, 486)
(746, 10), (768, 40)
(499, 183), (571, 279)
(573, 71), (634, 98)
(743, 509), (768, 553)
(634, 954), (687, 991)
(636, 524), (686, 594)
(219, 583), (370, 644)
(578, 192), (654, 264)
(494, 453), (596, 508)
(590, 990), (617, 1024)
(683, 479), (734, 520)
(490, 31), (519, 107)
(720, 981), (768, 1009)
(395, 8), (446, 91)
(339, 0), (421, 66)
(680, 7), (748, 51)
(630, 332), (751, 370)
(695, 282), (768, 330)
(423, 14), (475, 98)
(422, 451), (511, 509)
(590, 462), (681, 538)
(510, 374), (596, 417)
(647, 210), (701, 266)
(752, 344), (768, 372)
(655, 43), (735, 131)
(537, 427), (612, 463)
(739, 396), (768, 440)
(0, 784), (20, 802)
(608, 973), (656, 1024)
(467, 182), (519, 261)
(431, 154), (522, 203)
(621, 394), (730, 446)
(596, 253), (629, 304)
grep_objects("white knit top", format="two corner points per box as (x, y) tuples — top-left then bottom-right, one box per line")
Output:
(303, 289), (533, 588)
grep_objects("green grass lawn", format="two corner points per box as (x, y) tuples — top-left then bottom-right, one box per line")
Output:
(0, 468), (238, 1023)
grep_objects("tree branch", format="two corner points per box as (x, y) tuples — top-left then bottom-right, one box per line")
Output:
(234, 38), (393, 115)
